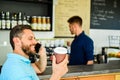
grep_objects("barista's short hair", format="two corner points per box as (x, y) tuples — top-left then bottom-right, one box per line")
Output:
(10, 25), (32, 50)
(67, 16), (82, 26)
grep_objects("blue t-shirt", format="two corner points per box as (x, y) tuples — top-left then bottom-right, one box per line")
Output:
(69, 31), (94, 65)
(0, 53), (39, 80)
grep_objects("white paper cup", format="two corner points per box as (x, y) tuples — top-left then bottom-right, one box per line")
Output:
(53, 47), (67, 64)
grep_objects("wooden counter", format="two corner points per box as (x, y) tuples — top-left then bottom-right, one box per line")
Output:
(38, 60), (120, 80)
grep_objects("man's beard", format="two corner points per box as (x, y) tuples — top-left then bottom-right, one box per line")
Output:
(71, 31), (74, 35)
(21, 43), (36, 56)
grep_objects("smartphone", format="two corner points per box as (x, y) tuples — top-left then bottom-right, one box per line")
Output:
(35, 43), (41, 53)
(29, 43), (41, 63)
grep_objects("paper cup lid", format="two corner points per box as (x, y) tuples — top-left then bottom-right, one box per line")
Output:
(54, 47), (67, 54)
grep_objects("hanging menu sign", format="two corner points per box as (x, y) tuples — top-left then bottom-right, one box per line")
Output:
(90, 0), (120, 30)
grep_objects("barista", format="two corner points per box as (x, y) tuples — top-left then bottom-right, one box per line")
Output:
(67, 16), (94, 65)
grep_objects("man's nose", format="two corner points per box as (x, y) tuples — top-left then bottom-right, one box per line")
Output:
(32, 39), (37, 44)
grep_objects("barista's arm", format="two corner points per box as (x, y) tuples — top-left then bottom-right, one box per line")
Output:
(32, 46), (47, 74)
(87, 60), (94, 65)
(85, 39), (94, 65)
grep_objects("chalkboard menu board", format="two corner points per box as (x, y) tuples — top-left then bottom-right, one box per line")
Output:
(90, 0), (120, 30)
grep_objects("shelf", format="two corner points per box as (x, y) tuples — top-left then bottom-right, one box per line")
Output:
(3, 0), (52, 4)
(0, 0), (53, 31)
(0, 29), (52, 31)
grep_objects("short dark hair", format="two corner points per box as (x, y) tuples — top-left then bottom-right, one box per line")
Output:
(10, 25), (32, 50)
(67, 16), (82, 26)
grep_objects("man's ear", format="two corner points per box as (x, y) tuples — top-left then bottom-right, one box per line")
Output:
(13, 37), (21, 45)
(73, 23), (77, 30)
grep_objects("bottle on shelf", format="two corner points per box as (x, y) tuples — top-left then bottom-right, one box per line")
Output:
(11, 13), (17, 29)
(23, 16), (27, 25)
(41, 16), (47, 30)
(0, 11), (2, 29)
(17, 12), (22, 25)
(1, 11), (6, 29)
(31, 16), (37, 30)
(37, 16), (42, 30)
(46, 17), (51, 30)
(11, 16), (15, 29)
(22, 13), (30, 25)
(22, 13), (26, 25)
(0, 11), (52, 31)
(26, 16), (31, 25)
(5, 11), (11, 30)
(0, 19), (1, 29)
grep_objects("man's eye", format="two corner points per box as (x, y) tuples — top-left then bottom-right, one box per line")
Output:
(28, 38), (33, 40)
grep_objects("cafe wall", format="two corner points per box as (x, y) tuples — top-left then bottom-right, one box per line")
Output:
(90, 29), (120, 54)
(54, 0), (90, 37)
